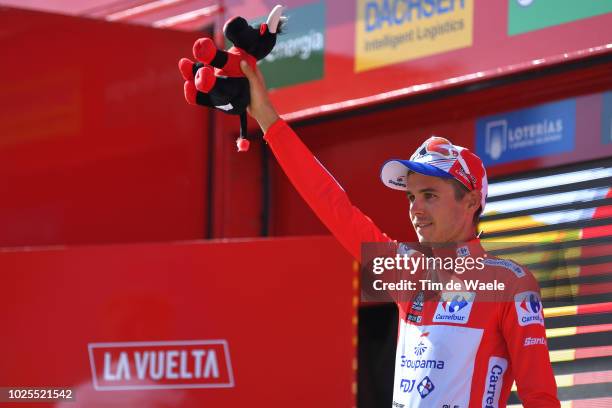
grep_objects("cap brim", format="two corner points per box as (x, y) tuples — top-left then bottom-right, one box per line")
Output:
(380, 159), (454, 191)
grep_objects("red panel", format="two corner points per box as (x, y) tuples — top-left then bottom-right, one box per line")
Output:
(0, 237), (356, 406)
(0, 8), (209, 246)
(265, 62), (612, 240)
(209, 111), (265, 238)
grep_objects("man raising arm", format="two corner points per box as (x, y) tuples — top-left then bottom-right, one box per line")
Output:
(239, 60), (560, 407)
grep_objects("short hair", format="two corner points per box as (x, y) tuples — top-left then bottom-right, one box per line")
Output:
(445, 178), (481, 228)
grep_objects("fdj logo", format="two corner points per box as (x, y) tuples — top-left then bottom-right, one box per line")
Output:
(417, 376), (435, 398)
(399, 379), (415, 393)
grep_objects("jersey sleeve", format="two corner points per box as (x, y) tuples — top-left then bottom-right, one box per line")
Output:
(264, 119), (392, 261)
(500, 270), (560, 407)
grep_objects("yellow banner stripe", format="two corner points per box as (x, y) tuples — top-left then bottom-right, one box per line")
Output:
(546, 327), (577, 338)
(544, 305), (577, 318)
(549, 349), (576, 363)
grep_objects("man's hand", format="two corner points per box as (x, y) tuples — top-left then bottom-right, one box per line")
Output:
(240, 60), (280, 133)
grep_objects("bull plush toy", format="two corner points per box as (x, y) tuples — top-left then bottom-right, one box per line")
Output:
(178, 5), (285, 152)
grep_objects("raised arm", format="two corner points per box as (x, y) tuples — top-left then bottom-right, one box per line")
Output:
(240, 61), (392, 260)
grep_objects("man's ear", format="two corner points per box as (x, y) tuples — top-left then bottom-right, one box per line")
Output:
(467, 190), (481, 210)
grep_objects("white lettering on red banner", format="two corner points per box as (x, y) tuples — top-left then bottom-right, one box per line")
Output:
(88, 340), (234, 390)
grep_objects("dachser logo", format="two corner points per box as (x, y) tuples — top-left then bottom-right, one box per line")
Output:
(88, 340), (234, 390)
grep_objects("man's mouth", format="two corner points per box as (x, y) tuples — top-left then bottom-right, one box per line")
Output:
(415, 222), (433, 229)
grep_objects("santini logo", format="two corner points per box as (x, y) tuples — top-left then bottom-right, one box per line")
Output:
(524, 337), (547, 346)
(88, 340), (234, 390)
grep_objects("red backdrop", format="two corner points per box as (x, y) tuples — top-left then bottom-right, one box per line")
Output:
(0, 7), (209, 247)
(0, 236), (356, 407)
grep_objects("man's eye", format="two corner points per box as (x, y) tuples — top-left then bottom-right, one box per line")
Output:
(425, 193), (436, 199)
(407, 194), (415, 202)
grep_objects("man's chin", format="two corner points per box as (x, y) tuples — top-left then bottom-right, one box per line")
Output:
(416, 231), (445, 246)
(416, 233), (433, 244)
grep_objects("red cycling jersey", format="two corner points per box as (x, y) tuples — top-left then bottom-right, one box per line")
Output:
(264, 119), (560, 407)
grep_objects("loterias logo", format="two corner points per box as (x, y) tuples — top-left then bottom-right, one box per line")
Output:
(88, 340), (234, 390)
(476, 98), (576, 166)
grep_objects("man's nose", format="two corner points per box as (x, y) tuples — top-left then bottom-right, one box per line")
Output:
(410, 197), (425, 215)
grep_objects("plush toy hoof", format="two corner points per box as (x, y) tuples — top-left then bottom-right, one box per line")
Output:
(194, 66), (216, 93)
(236, 138), (250, 152)
(183, 81), (197, 105)
(266, 5), (284, 34)
(193, 37), (216, 64)
(178, 58), (195, 80)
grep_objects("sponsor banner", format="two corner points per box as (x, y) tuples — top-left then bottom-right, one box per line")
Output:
(476, 99), (576, 166)
(88, 340), (234, 390)
(508, 0), (612, 36)
(602, 91), (612, 145)
(251, 1), (325, 89)
(354, 0), (473, 72)
(514, 291), (544, 326)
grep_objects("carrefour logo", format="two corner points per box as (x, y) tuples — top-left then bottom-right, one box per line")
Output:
(444, 294), (468, 313)
(482, 357), (507, 408)
(522, 293), (541, 314)
(432, 291), (475, 324)
(514, 291), (544, 326)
